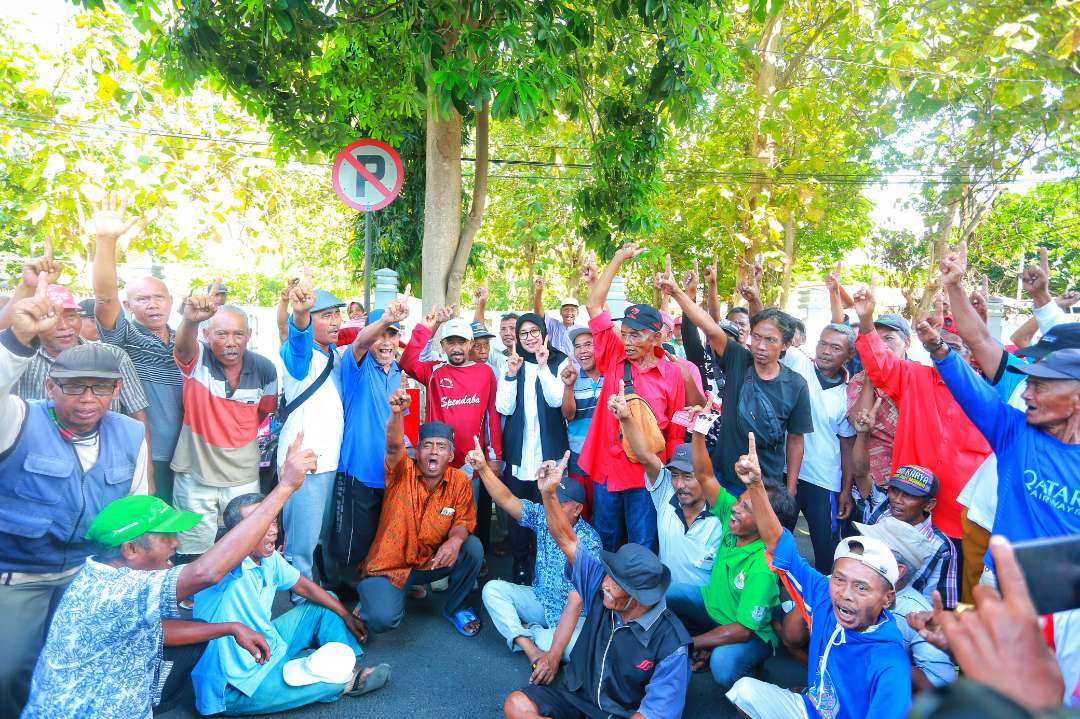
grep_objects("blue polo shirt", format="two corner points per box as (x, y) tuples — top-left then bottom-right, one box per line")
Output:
(339, 350), (402, 488)
(191, 553), (301, 715)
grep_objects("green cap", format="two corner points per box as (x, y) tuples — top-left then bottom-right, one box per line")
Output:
(85, 495), (202, 547)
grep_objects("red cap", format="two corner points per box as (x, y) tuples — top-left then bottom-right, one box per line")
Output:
(46, 284), (80, 311)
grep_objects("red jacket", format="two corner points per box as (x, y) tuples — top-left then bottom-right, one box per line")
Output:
(399, 324), (503, 468)
(855, 330), (990, 537)
(578, 311), (686, 491)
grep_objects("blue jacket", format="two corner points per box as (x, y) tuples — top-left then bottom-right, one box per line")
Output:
(0, 402), (143, 573)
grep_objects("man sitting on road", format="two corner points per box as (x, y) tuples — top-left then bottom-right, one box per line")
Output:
(356, 390), (484, 637)
(192, 493), (388, 715)
(472, 438), (601, 681)
(503, 454), (692, 719)
(727, 433), (912, 719)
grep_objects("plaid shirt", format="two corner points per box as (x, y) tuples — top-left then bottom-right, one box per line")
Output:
(869, 504), (958, 608)
(15, 338), (149, 415)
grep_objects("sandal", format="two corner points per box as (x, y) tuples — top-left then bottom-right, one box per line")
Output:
(344, 663), (391, 697)
(407, 584), (428, 600)
(447, 607), (482, 637)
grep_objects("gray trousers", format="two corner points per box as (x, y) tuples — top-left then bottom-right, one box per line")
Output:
(357, 534), (484, 633)
(0, 572), (76, 717)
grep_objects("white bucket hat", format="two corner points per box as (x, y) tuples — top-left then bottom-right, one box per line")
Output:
(282, 642), (356, 686)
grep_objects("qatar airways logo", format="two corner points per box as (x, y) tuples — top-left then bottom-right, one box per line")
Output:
(441, 393), (480, 409)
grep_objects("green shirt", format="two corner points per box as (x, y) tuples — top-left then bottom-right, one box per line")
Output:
(699, 489), (779, 647)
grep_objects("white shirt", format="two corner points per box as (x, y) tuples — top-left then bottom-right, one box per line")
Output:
(496, 358), (567, 482)
(782, 347), (855, 492)
(645, 467), (726, 586)
(277, 345), (345, 475)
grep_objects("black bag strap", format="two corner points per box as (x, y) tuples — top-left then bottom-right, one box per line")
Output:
(280, 349), (335, 422)
(622, 360), (635, 394)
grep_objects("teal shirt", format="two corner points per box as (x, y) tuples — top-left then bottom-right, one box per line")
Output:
(191, 552), (301, 715)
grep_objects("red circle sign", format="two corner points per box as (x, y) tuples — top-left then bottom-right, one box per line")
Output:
(331, 138), (404, 212)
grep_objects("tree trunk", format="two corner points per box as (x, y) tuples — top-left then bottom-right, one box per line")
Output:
(780, 207), (795, 308)
(420, 94), (463, 311)
(445, 102), (490, 305)
(914, 199), (957, 317)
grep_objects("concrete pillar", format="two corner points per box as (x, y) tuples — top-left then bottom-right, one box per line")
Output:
(373, 268), (399, 311)
(987, 296), (1004, 342)
(608, 275), (628, 319)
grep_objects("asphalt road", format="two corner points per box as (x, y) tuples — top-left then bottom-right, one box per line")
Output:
(161, 527), (815, 719)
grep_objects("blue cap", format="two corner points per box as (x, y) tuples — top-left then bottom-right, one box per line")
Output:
(470, 320), (496, 339)
(310, 290), (345, 314)
(874, 313), (910, 339)
(368, 308), (401, 330)
(1008, 347), (1080, 381)
(556, 478), (587, 505)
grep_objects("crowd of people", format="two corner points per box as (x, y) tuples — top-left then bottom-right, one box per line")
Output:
(0, 198), (1075, 719)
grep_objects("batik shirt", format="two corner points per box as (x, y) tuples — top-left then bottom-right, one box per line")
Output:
(519, 499), (602, 626)
(23, 559), (182, 719)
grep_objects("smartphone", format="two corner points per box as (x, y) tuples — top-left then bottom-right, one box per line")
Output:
(1012, 534), (1080, 616)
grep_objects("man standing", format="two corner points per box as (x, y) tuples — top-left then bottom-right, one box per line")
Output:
(399, 307), (502, 470)
(532, 277), (579, 358)
(93, 198), (185, 503)
(171, 281), (278, 558)
(561, 326), (604, 515)
(335, 300), (410, 567)
(278, 282), (345, 582)
(503, 454), (692, 719)
(579, 245), (687, 551)
(0, 286), (148, 716)
(356, 390), (483, 636)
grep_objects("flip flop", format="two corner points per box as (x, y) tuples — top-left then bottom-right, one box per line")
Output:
(344, 663), (391, 697)
(447, 607), (482, 637)
(407, 584), (428, 600)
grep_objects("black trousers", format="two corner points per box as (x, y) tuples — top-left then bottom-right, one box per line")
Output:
(796, 479), (839, 575)
(330, 476), (384, 569)
(155, 639), (208, 714)
(503, 472), (541, 581)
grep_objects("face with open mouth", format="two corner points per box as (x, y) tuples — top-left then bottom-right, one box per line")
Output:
(238, 504), (278, 562)
(670, 470), (703, 509)
(208, 309), (251, 368)
(312, 307), (342, 348)
(518, 321), (544, 354)
(1020, 375), (1080, 432)
(373, 329), (399, 367)
(417, 437), (453, 479)
(828, 558), (894, 631)
(727, 492), (758, 538)
(125, 277), (174, 332)
(125, 532), (180, 571)
(40, 309), (82, 356)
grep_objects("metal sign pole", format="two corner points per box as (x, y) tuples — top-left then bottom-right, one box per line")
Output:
(363, 208), (373, 312)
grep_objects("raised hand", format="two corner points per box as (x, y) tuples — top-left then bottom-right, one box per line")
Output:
(682, 258), (699, 297)
(183, 278), (222, 323)
(702, 256), (718, 287)
(1057, 289), (1079, 309)
(915, 315), (943, 348)
(85, 192), (144, 244)
(614, 242), (645, 262)
(279, 278), (299, 304)
(506, 351), (523, 378)
(534, 343), (549, 367)
(852, 396), (882, 434)
(22, 255), (61, 290)
(533, 276), (545, 292)
(581, 252), (599, 287)
(734, 432), (762, 486)
(473, 283), (489, 304)
(288, 279), (316, 313)
(279, 432), (316, 491)
(1021, 247), (1050, 299)
(939, 241), (967, 288)
(607, 392), (630, 420)
(435, 304), (457, 324)
(851, 276), (876, 322)
(10, 278), (60, 345)
(969, 274), (989, 322)
(560, 363), (578, 387)
(388, 388), (411, 415)
(465, 435), (487, 470)
(654, 254), (679, 296)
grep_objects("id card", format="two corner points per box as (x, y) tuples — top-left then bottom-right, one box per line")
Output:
(670, 409), (695, 428)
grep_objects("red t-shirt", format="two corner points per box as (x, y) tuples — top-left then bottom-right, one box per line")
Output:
(855, 330), (990, 537)
(399, 324), (503, 468)
(578, 311), (686, 491)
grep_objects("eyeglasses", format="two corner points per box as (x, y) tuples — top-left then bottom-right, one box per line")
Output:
(518, 329), (542, 339)
(54, 381), (117, 397)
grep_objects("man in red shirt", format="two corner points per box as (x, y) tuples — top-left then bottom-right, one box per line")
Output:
(579, 244), (686, 552)
(399, 311), (502, 471)
(851, 280), (990, 550)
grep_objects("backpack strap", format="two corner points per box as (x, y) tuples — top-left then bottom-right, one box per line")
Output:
(622, 360), (635, 395)
(280, 349), (335, 422)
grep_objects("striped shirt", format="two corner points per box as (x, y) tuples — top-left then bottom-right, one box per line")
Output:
(170, 342), (278, 488)
(98, 314), (183, 461)
(869, 504), (958, 608)
(15, 338), (149, 416)
(567, 372), (603, 475)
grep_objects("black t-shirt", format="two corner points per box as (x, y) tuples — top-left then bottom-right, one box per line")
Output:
(714, 342), (814, 488)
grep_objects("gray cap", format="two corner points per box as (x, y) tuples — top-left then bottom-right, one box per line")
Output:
(49, 343), (122, 380)
(874, 313), (910, 338)
(598, 544), (671, 605)
(664, 443), (694, 474)
(567, 326), (593, 346)
(311, 290), (345, 315)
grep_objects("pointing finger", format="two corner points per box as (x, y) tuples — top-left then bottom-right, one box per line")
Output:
(987, 535), (1036, 615)
(1039, 247), (1049, 276)
(209, 277), (222, 298)
(403, 283), (412, 299)
(747, 431), (757, 457)
(287, 431), (305, 456)
(474, 435), (482, 452)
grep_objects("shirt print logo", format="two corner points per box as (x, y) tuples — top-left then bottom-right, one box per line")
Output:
(734, 571), (745, 590)
(441, 394), (480, 409)
(439, 376), (455, 390)
(635, 659), (654, 671)
(1024, 470), (1080, 518)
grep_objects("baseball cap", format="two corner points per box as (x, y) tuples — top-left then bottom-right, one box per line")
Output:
(833, 535), (900, 588)
(1007, 347), (1080, 381)
(441, 318), (474, 341)
(853, 517), (936, 574)
(560, 297), (579, 308)
(367, 309), (400, 331)
(310, 289), (345, 315)
(664, 443), (694, 474)
(282, 642), (356, 686)
(46, 284), (79, 311)
(887, 464), (938, 498)
(556, 478), (587, 505)
(85, 495), (201, 547)
(49, 343), (123, 380)
(1015, 323), (1080, 359)
(617, 304), (663, 333)
(470, 320), (495, 339)
(77, 298), (95, 318)
(873, 313), (910, 339)
(568, 326), (593, 346)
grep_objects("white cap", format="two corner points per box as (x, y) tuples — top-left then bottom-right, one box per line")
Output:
(853, 518), (936, 576)
(282, 642), (356, 686)
(833, 535), (900, 588)
(441, 318), (474, 340)
(560, 297), (579, 308)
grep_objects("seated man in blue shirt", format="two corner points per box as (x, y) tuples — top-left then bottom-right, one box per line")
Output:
(191, 493), (389, 716)
(727, 433), (912, 719)
(471, 437), (602, 683)
(503, 453), (692, 719)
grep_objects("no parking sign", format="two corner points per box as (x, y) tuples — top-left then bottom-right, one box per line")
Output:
(331, 138), (404, 212)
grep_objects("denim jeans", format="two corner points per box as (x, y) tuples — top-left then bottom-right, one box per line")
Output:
(591, 481), (657, 552)
(221, 603), (362, 715)
(282, 470), (336, 581)
(665, 582), (772, 688)
(481, 579), (584, 658)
